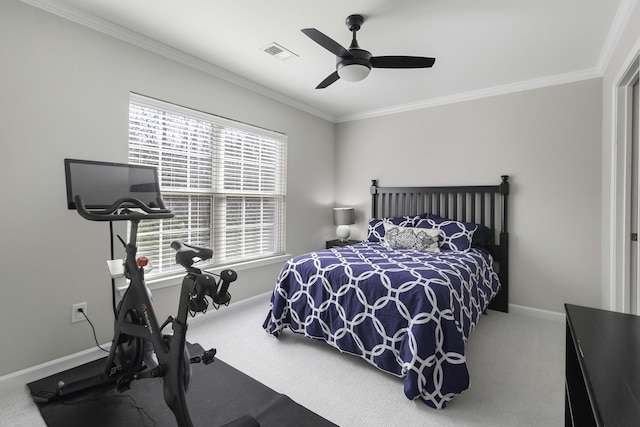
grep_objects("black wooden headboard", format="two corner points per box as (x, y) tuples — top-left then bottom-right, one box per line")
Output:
(370, 176), (510, 313)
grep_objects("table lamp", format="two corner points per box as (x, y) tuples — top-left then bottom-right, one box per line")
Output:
(333, 207), (355, 241)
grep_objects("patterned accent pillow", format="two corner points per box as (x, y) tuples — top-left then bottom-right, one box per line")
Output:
(367, 215), (421, 242)
(382, 223), (441, 252)
(426, 214), (493, 248)
(416, 217), (477, 252)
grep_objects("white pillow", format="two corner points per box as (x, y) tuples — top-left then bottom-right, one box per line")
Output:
(416, 218), (476, 252)
(382, 223), (441, 252)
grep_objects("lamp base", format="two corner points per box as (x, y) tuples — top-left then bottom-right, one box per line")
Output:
(336, 225), (351, 241)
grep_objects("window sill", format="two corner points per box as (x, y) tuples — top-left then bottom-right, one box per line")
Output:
(116, 254), (292, 294)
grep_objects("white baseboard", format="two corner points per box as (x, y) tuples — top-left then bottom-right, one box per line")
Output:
(0, 343), (111, 386)
(509, 304), (566, 323)
(1, 294), (561, 386)
(0, 292), (273, 386)
(186, 291), (272, 328)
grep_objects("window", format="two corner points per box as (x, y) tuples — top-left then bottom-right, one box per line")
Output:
(128, 93), (287, 279)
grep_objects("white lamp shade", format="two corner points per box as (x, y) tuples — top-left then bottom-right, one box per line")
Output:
(337, 63), (371, 82)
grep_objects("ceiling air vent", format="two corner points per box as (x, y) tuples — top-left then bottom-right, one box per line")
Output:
(262, 42), (298, 61)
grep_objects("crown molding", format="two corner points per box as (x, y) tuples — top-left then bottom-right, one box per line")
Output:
(336, 68), (602, 122)
(19, 0), (337, 123)
(20, 0), (637, 125)
(336, 0), (636, 123)
(596, 0), (638, 74)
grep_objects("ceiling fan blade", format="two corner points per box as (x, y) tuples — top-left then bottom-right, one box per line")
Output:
(370, 56), (436, 69)
(316, 71), (340, 89)
(302, 28), (352, 58)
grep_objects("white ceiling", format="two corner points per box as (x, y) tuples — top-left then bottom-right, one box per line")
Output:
(27, 0), (630, 122)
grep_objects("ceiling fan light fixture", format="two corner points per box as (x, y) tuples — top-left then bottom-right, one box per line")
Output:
(337, 63), (371, 82)
(303, 13), (434, 89)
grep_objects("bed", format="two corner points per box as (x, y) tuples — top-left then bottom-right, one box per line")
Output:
(262, 177), (510, 408)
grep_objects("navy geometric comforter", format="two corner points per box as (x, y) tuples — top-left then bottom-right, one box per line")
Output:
(262, 242), (501, 408)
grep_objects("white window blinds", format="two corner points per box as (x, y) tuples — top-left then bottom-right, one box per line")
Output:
(128, 93), (287, 278)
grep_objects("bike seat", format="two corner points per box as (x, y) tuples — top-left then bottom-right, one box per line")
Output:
(171, 241), (213, 267)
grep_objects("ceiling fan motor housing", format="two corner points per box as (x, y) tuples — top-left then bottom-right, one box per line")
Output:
(336, 48), (371, 67)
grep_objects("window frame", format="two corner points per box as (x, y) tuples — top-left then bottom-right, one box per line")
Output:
(127, 93), (287, 282)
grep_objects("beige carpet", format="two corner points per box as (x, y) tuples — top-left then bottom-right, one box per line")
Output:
(0, 293), (565, 426)
(188, 294), (565, 427)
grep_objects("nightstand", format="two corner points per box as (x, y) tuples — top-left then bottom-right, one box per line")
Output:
(326, 239), (359, 249)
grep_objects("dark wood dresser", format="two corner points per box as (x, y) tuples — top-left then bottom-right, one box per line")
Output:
(565, 304), (640, 426)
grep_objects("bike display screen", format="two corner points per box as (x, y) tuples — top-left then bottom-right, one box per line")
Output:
(64, 158), (162, 210)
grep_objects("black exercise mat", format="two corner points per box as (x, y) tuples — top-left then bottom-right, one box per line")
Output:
(27, 344), (337, 427)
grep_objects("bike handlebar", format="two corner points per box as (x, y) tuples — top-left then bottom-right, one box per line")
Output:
(74, 195), (174, 222)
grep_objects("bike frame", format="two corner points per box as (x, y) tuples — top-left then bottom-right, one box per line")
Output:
(104, 219), (195, 426)
(57, 193), (255, 427)
(61, 161), (258, 427)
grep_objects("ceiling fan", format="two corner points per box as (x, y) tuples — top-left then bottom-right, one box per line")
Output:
(302, 14), (436, 89)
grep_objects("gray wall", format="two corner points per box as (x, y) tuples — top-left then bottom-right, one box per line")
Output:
(0, 0), (335, 376)
(3, 0), (639, 377)
(335, 79), (603, 314)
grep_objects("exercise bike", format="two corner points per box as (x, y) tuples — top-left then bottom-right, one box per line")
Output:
(56, 193), (259, 427)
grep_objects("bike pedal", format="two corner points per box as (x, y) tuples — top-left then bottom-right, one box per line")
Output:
(150, 366), (164, 377)
(190, 348), (216, 364)
(116, 376), (132, 393)
(202, 348), (216, 365)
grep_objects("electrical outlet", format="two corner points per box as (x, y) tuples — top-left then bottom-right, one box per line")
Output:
(72, 302), (87, 323)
